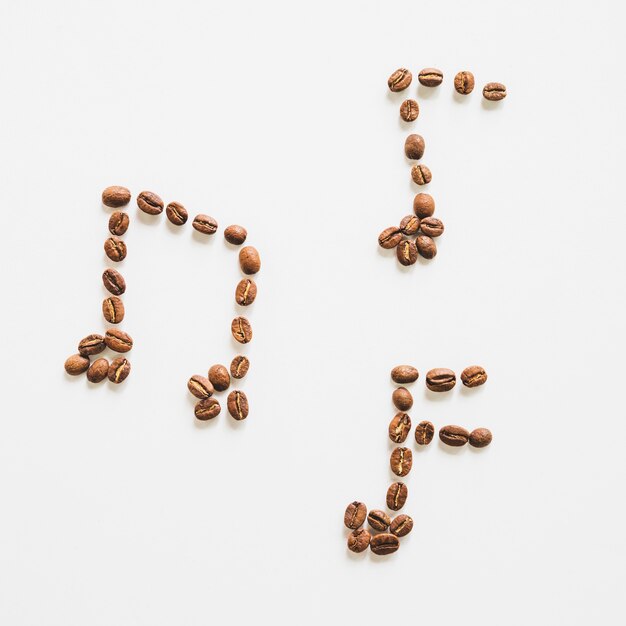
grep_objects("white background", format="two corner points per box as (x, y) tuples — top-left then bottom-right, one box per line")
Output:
(1, 1), (625, 624)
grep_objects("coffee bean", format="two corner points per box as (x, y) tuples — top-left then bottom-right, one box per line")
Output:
(224, 225), (247, 245)
(392, 387), (413, 411)
(461, 365), (488, 388)
(415, 420), (435, 446)
(102, 186), (131, 208)
(87, 358), (109, 383)
(411, 164), (432, 185)
(65, 353), (89, 375)
(108, 357), (130, 384)
(104, 328), (133, 353)
(370, 533), (399, 555)
(102, 296), (125, 324)
(416, 234), (437, 259)
(208, 364), (230, 391)
(390, 514), (413, 537)
(102, 268), (126, 295)
(230, 355), (250, 379)
(137, 191), (164, 215)
(386, 482), (408, 511)
(378, 227), (403, 249)
(399, 99), (419, 121)
(231, 317), (252, 344)
(426, 368), (456, 392)
(78, 333), (106, 356)
(192, 214), (218, 235)
(104, 236), (127, 262)
(399, 215), (420, 236)
(188, 375), (214, 399)
(405, 134), (425, 160)
(390, 447), (413, 477)
(391, 365), (419, 384)
(439, 425), (470, 447)
(469, 427), (492, 448)
(367, 510), (391, 531)
(418, 68), (443, 87)
(420, 217), (444, 237)
(483, 82), (507, 101)
(388, 68), (412, 92)
(108, 211), (130, 236)
(396, 240), (418, 266)
(227, 390), (249, 420)
(165, 201), (188, 225)
(194, 397), (221, 420)
(235, 279), (257, 306)
(239, 246), (261, 274)
(454, 71), (475, 95)
(388, 412), (411, 444)
(344, 501), (367, 529)
(347, 528), (371, 553)
(413, 193), (435, 218)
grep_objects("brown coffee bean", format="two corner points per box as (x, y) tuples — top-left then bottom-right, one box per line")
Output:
(399, 215), (420, 236)
(165, 202), (188, 225)
(230, 355), (250, 379)
(411, 164), (432, 185)
(102, 186), (131, 208)
(78, 333), (106, 356)
(405, 134), (425, 160)
(390, 514), (413, 537)
(390, 447), (413, 477)
(378, 227), (403, 249)
(227, 390), (249, 420)
(388, 412), (411, 444)
(391, 365), (419, 384)
(104, 237), (127, 262)
(235, 279), (257, 306)
(416, 234), (437, 259)
(388, 68), (412, 92)
(420, 217), (444, 237)
(347, 528), (371, 553)
(483, 82), (507, 101)
(454, 71), (475, 95)
(386, 482), (408, 511)
(344, 501), (367, 529)
(418, 68), (443, 87)
(461, 365), (488, 388)
(108, 211), (130, 236)
(439, 425), (470, 447)
(413, 193), (435, 218)
(399, 99), (419, 121)
(137, 190), (164, 215)
(370, 533), (399, 555)
(367, 510), (391, 532)
(208, 364), (230, 391)
(64, 353), (89, 375)
(102, 296), (125, 324)
(194, 397), (221, 420)
(108, 357), (130, 384)
(102, 268), (126, 295)
(396, 240), (418, 266)
(87, 358), (109, 383)
(469, 428), (493, 448)
(239, 246), (261, 274)
(426, 368), (456, 392)
(187, 375), (214, 399)
(224, 225), (247, 245)
(231, 317), (252, 344)
(392, 387), (413, 411)
(104, 328), (133, 353)
(192, 214), (218, 234)
(415, 420), (435, 446)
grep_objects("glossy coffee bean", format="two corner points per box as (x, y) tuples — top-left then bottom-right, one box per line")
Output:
(102, 296), (125, 324)
(400, 99), (419, 121)
(390, 514), (413, 537)
(194, 397), (221, 420)
(396, 240), (418, 266)
(405, 134), (425, 160)
(231, 317), (252, 344)
(239, 246), (261, 274)
(483, 82), (507, 101)
(426, 368), (456, 392)
(399, 215), (420, 236)
(415, 420), (435, 446)
(454, 71), (475, 95)
(469, 428), (492, 448)
(392, 387), (413, 411)
(137, 191), (164, 215)
(370, 533), (399, 555)
(461, 365), (488, 388)
(104, 328), (133, 353)
(413, 193), (435, 218)
(187, 375), (214, 399)
(344, 501), (367, 529)
(64, 354), (89, 375)
(367, 509), (391, 532)
(102, 186), (131, 208)
(390, 447), (413, 477)
(208, 364), (230, 392)
(235, 279), (257, 306)
(165, 202), (188, 225)
(418, 67), (443, 87)
(391, 365), (419, 384)
(347, 528), (371, 553)
(378, 227), (403, 249)
(78, 333), (106, 356)
(192, 214), (218, 235)
(108, 211), (129, 236)
(416, 234), (437, 259)
(439, 425), (470, 447)
(224, 225), (247, 245)
(102, 268), (126, 295)
(386, 482), (408, 511)
(411, 164), (432, 185)
(227, 390), (249, 420)
(104, 237), (127, 262)
(230, 355), (250, 379)
(87, 358), (109, 383)
(420, 217), (444, 237)
(388, 412), (411, 444)
(108, 357), (130, 384)
(388, 68), (412, 92)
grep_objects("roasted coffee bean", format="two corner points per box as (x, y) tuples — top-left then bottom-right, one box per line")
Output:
(469, 428), (493, 448)
(426, 368), (456, 392)
(454, 71), (475, 95)
(415, 420), (435, 446)
(411, 164), (432, 185)
(102, 296), (125, 324)
(420, 217), (444, 237)
(224, 225), (247, 245)
(392, 387), (413, 411)
(399, 215), (420, 236)
(239, 246), (261, 274)
(386, 482), (408, 511)
(483, 82), (507, 101)
(344, 501), (367, 529)
(230, 355), (250, 379)
(390, 447), (413, 477)
(439, 425), (470, 447)
(231, 317), (252, 344)
(64, 353), (89, 375)
(227, 390), (249, 420)
(347, 528), (371, 553)
(388, 412), (411, 444)
(388, 68), (412, 92)
(400, 99), (419, 121)
(390, 514), (413, 537)
(104, 237), (127, 262)
(108, 211), (130, 236)
(187, 375), (214, 399)
(104, 328), (133, 353)
(165, 201), (188, 225)
(405, 134), (425, 160)
(108, 357), (130, 384)
(208, 364), (230, 391)
(137, 190), (164, 215)
(391, 365), (419, 384)
(413, 193), (435, 218)
(418, 67), (443, 87)
(87, 358), (109, 383)
(396, 240), (418, 266)
(367, 510), (391, 532)
(461, 365), (488, 388)
(194, 397), (221, 420)
(416, 234), (437, 259)
(102, 268), (126, 295)
(192, 214), (218, 235)
(378, 227), (403, 249)
(102, 186), (131, 208)
(235, 279), (257, 306)
(78, 333), (106, 356)
(370, 533), (399, 555)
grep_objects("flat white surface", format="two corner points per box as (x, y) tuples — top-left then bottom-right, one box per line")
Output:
(1, 1), (625, 624)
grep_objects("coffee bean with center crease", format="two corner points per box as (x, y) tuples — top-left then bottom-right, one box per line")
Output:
(388, 68), (412, 92)
(416, 234), (437, 259)
(390, 514), (413, 537)
(399, 215), (420, 236)
(224, 225), (247, 245)
(420, 217), (444, 237)
(187, 375), (214, 399)
(230, 355), (250, 379)
(392, 387), (413, 411)
(194, 397), (221, 420)
(396, 240), (418, 266)
(108, 211), (130, 236)
(483, 82), (507, 101)
(418, 67), (443, 87)
(227, 390), (249, 420)
(65, 354), (89, 375)
(102, 268), (126, 295)
(411, 164), (432, 185)
(108, 357), (131, 384)
(469, 428), (492, 448)
(208, 364), (230, 391)
(104, 237), (127, 262)
(102, 296), (125, 324)
(439, 425), (470, 447)
(454, 71), (475, 95)
(344, 501), (367, 529)
(367, 510), (391, 532)
(347, 528), (371, 553)
(78, 333), (106, 356)
(102, 186), (131, 208)
(388, 412), (411, 444)
(231, 317), (252, 344)
(400, 99), (419, 121)
(192, 214), (218, 234)
(235, 279), (257, 306)
(165, 202), (188, 225)
(104, 328), (133, 353)
(391, 365), (419, 384)
(87, 358), (109, 383)
(413, 193), (435, 218)
(461, 365), (488, 388)
(386, 482), (408, 511)
(370, 533), (399, 555)
(426, 368), (456, 392)
(405, 134), (425, 160)
(415, 420), (435, 446)
(137, 191), (164, 215)
(378, 227), (403, 249)
(390, 447), (413, 477)
(239, 246), (261, 274)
